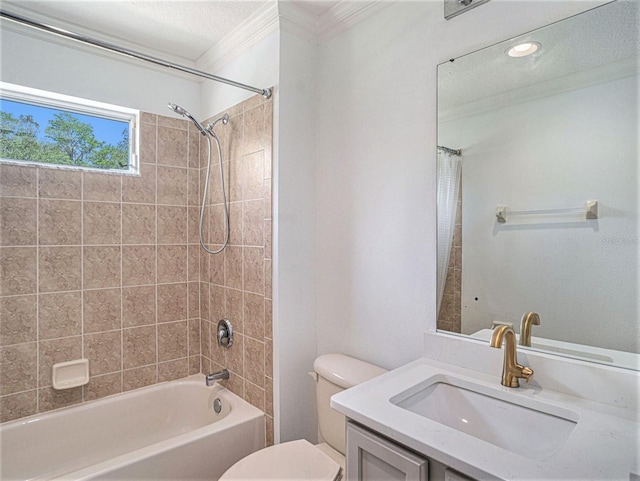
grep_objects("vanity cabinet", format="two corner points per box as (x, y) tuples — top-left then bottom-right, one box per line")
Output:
(346, 421), (428, 481)
(346, 422), (476, 481)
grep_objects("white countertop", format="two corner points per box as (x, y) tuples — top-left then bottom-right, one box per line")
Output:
(331, 356), (640, 480)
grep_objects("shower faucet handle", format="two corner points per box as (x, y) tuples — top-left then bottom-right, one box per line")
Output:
(217, 319), (233, 348)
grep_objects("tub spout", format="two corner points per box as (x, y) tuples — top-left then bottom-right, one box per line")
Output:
(205, 369), (229, 386)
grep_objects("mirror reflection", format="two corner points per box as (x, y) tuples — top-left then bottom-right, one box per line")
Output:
(436, 0), (639, 370)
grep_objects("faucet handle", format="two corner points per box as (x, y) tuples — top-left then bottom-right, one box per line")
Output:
(521, 366), (534, 383)
(217, 319), (233, 348)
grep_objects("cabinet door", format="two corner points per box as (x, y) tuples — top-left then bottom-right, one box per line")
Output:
(346, 422), (428, 481)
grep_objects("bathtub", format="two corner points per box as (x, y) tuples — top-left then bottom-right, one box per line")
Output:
(0, 374), (265, 481)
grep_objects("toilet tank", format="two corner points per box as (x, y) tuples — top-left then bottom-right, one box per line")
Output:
(313, 354), (386, 455)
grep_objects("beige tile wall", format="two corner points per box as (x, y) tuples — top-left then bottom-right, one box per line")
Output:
(0, 111), (203, 421)
(0, 94), (274, 449)
(198, 94), (274, 446)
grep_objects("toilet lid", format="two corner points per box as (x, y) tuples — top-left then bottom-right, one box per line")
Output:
(219, 439), (342, 481)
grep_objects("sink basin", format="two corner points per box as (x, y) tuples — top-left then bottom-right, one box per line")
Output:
(391, 375), (578, 460)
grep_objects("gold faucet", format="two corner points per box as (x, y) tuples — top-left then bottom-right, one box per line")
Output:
(490, 325), (534, 387)
(519, 312), (540, 347)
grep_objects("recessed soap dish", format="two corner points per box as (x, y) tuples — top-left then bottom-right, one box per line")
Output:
(52, 359), (89, 390)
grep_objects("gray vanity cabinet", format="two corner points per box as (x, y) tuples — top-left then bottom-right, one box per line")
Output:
(346, 422), (476, 481)
(346, 421), (428, 481)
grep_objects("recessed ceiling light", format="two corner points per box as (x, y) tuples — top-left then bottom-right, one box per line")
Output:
(506, 42), (540, 58)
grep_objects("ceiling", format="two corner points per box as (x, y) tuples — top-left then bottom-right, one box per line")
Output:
(1, 0), (338, 62)
(438, 0), (639, 113)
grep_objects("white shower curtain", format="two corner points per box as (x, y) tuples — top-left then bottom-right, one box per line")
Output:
(436, 149), (462, 314)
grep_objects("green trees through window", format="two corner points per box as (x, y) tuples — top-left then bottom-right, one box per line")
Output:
(0, 99), (130, 170)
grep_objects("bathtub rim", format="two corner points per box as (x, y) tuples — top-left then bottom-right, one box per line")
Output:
(0, 373), (254, 428)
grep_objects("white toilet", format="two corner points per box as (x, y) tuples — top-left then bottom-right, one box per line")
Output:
(219, 353), (386, 481)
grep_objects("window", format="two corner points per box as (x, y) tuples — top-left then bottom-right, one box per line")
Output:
(0, 82), (138, 173)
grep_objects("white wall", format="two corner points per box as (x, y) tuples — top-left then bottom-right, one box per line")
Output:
(315, 2), (433, 370)
(440, 76), (638, 352)
(275, 28), (319, 444)
(0, 25), (200, 115)
(199, 31), (279, 119)
(314, 0), (611, 370)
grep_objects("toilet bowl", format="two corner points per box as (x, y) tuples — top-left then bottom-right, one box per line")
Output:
(219, 354), (386, 481)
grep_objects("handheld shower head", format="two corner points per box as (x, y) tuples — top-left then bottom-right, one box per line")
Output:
(167, 102), (207, 136)
(206, 113), (229, 133)
(167, 103), (185, 116)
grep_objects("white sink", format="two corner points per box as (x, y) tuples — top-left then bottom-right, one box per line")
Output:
(391, 375), (579, 460)
(331, 352), (639, 480)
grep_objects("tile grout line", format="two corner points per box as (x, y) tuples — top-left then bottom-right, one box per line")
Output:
(119, 166), (124, 395)
(154, 117), (159, 385)
(186, 124), (191, 376)
(186, 125), (190, 376)
(35, 167), (40, 414)
(80, 171), (85, 404)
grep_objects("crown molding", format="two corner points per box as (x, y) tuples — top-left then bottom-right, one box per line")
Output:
(317, 1), (391, 43)
(196, 1), (280, 74)
(277, 2), (321, 43)
(198, 1), (391, 74)
(277, 1), (391, 43)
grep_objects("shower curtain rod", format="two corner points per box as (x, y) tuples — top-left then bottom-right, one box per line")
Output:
(0, 10), (272, 99)
(437, 145), (462, 156)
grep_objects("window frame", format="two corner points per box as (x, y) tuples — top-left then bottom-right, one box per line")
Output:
(0, 81), (139, 175)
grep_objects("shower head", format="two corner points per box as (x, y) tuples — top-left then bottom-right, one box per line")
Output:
(206, 113), (229, 133)
(167, 102), (185, 116)
(167, 102), (208, 136)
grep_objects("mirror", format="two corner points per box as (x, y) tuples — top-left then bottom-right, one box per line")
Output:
(436, 0), (639, 370)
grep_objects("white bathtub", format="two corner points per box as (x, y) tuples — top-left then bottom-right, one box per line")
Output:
(0, 374), (265, 481)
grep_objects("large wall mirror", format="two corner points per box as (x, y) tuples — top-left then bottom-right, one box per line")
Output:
(436, 0), (639, 370)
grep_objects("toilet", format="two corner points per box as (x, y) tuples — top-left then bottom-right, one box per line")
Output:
(219, 353), (387, 481)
